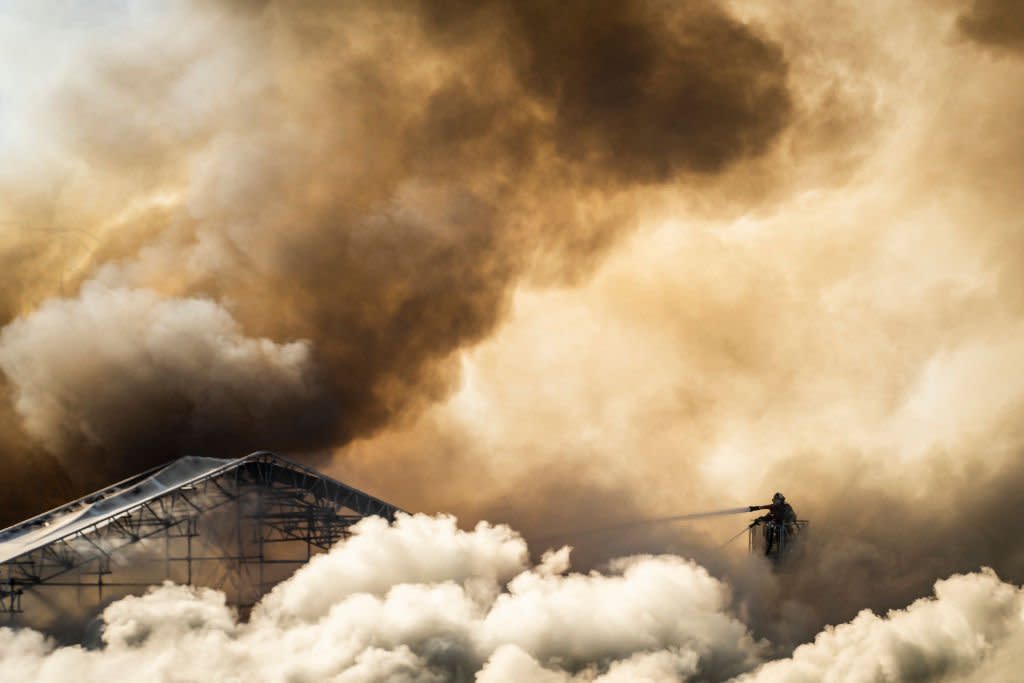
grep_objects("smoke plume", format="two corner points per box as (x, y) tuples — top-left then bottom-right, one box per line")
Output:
(327, 0), (1024, 649)
(0, 284), (322, 474)
(2, 515), (1024, 683)
(0, 0), (791, 493)
(4, 0), (1024, 669)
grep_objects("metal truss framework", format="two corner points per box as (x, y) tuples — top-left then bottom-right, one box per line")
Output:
(0, 452), (401, 616)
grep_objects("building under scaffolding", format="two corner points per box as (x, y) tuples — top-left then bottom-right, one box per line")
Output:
(0, 451), (401, 634)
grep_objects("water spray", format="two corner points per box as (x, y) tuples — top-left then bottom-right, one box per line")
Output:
(535, 506), (754, 544)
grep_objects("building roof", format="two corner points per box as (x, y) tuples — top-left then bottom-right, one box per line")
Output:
(0, 451), (400, 565)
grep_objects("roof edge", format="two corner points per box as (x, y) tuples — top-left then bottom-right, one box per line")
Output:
(0, 451), (402, 541)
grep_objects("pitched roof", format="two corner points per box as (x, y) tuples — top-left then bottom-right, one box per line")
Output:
(0, 451), (400, 565)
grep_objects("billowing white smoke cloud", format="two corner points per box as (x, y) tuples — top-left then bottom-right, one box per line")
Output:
(0, 283), (318, 459)
(0, 514), (762, 682)
(737, 568), (1024, 683)
(1, 514), (1022, 683)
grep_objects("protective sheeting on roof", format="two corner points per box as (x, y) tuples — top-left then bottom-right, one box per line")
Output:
(0, 456), (232, 564)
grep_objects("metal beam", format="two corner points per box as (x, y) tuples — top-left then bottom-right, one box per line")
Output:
(0, 452), (402, 616)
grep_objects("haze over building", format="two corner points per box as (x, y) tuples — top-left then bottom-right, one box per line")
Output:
(1, 0), (1024, 680)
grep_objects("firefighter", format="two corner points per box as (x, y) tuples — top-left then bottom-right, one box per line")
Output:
(749, 492), (797, 556)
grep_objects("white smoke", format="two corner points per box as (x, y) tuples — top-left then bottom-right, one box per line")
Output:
(736, 568), (1024, 683)
(0, 283), (318, 458)
(0, 514), (762, 682)
(1, 514), (1022, 683)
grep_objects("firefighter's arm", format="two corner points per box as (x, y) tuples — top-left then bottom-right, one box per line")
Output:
(748, 505), (769, 511)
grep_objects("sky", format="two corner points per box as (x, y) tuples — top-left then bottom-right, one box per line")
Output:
(1, 0), (1024, 678)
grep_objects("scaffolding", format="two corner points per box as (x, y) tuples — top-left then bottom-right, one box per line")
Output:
(0, 451), (401, 629)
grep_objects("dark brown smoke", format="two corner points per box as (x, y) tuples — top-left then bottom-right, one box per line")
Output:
(0, 0), (791, 522)
(326, 0), (1024, 647)
(8, 2), (1024, 669)
(421, 0), (791, 181)
(959, 0), (1024, 54)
